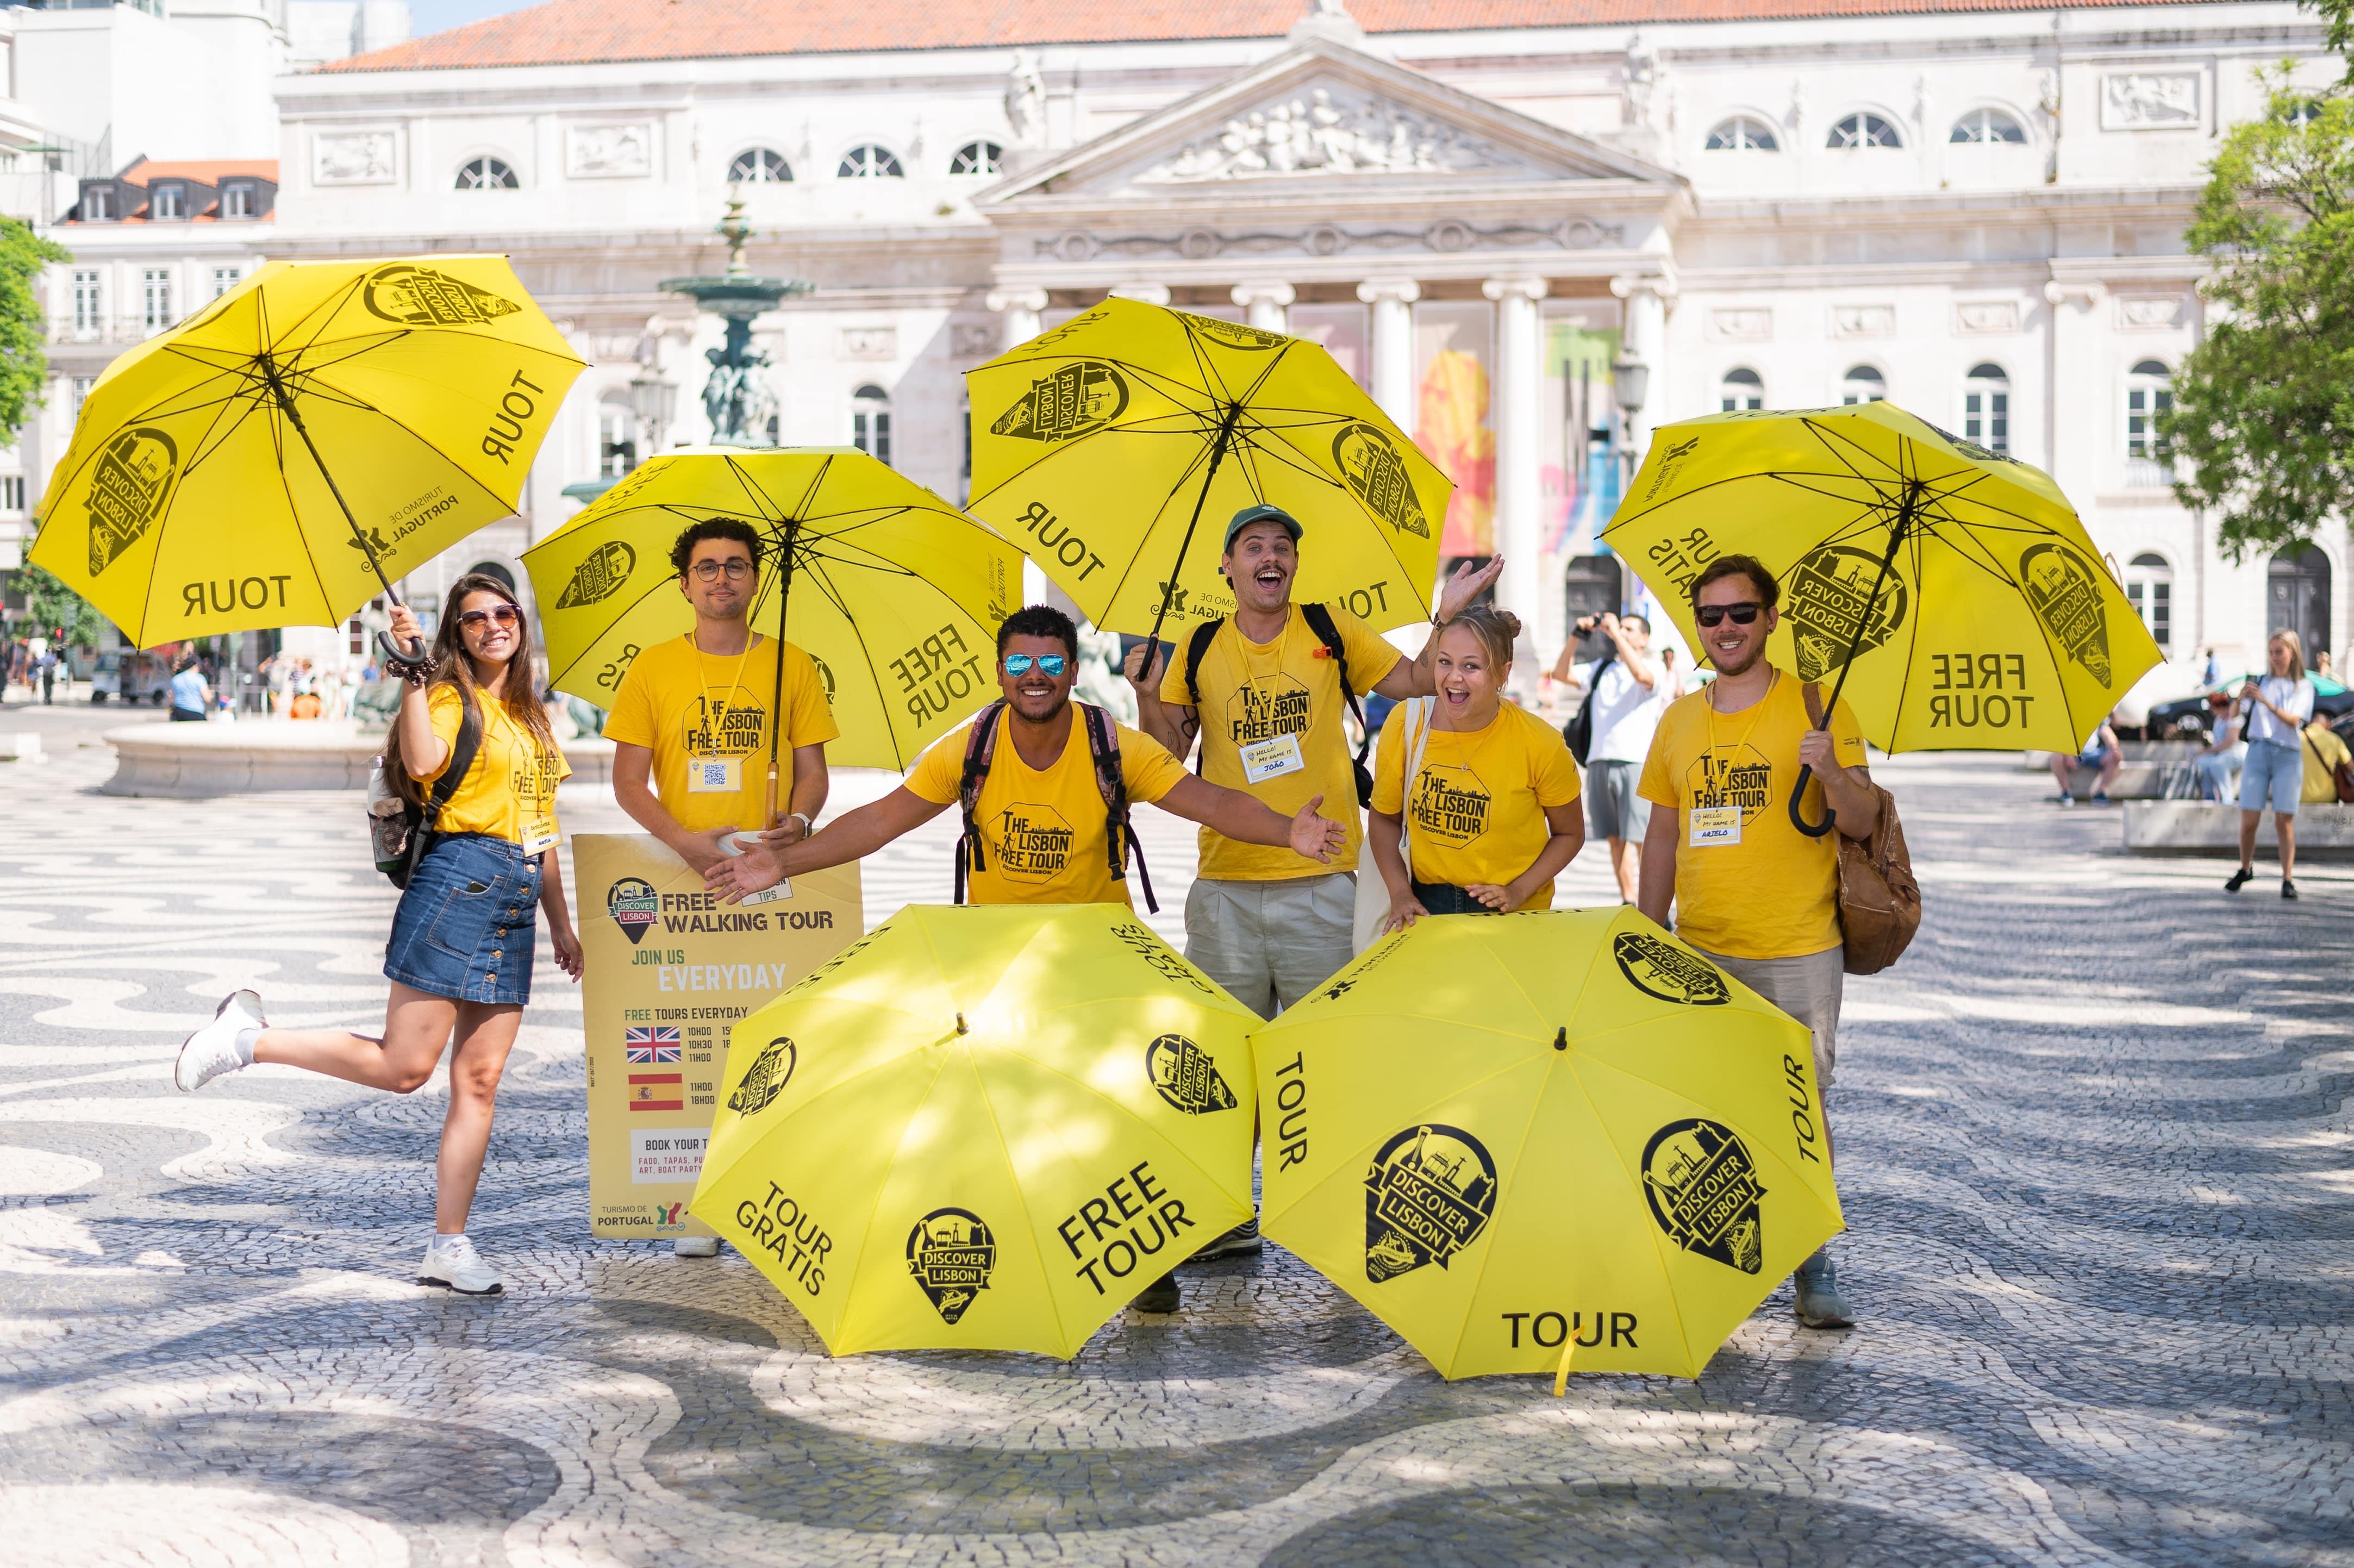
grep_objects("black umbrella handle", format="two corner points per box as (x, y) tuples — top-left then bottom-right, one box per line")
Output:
(1785, 495), (1916, 839)
(1789, 763), (1834, 837)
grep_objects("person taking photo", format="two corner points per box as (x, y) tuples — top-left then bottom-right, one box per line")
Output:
(174, 573), (583, 1296)
(1371, 605), (1584, 929)
(1551, 609), (1664, 902)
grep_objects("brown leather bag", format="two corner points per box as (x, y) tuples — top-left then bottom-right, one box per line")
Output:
(1804, 684), (1922, 976)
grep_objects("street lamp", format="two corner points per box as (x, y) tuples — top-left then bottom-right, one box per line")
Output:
(628, 373), (679, 453)
(1610, 354), (1648, 417)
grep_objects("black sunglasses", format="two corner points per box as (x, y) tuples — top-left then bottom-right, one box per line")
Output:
(1694, 602), (1763, 628)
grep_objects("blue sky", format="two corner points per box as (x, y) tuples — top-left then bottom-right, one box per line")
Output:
(407, 0), (545, 36)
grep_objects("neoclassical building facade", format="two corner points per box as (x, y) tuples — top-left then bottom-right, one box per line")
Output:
(38, 0), (2346, 679)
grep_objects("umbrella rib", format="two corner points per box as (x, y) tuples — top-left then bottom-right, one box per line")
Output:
(1089, 428), (1231, 622)
(1442, 1055), (1558, 1376)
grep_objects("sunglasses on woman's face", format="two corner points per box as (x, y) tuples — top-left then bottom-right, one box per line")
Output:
(1694, 601), (1764, 628)
(457, 604), (521, 633)
(1001, 654), (1066, 677)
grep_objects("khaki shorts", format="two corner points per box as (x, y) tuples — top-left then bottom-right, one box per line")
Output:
(1184, 872), (1356, 1020)
(1693, 943), (1844, 1088)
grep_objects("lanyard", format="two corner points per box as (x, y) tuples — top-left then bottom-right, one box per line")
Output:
(690, 632), (762, 752)
(1704, 667), (1777, 758)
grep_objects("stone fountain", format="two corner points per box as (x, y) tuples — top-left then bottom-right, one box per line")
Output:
(659, 196), (813, 446)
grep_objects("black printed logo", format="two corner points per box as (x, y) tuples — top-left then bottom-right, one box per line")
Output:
(1146, 1034), (1237, 1115)
(1643, 1118), (1766, 1273)
(1332, 423), (1429, 540)
(556, 541), (636, 609)
(85, 428), (179, 576)
(1408, 765), (1490, 848)
(1228, 675), (1310, 745)
(362, 262), (523, 327)
(1365, 1124), (1497, 1283)
(991, 361), (1129, 442)
(1785, 545), (1910, 682)
(809, 653), (837, 702)
(1639, 435), (1703, 503)
(907, 1207), (997, 1324)
(1179, 311), (1287, 349)
(2019, 542), (2113, 685)
(607, 877), (659, 946)
(1683, 744), (1773, 828)
(1613, 932), (1731, 1006)
(991, 804), (1073, 883)
(728, 1035), (796, 1115)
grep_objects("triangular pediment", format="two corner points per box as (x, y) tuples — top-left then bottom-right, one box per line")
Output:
(982, 38), (1678, 207)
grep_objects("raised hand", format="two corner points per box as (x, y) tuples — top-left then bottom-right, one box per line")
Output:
(1436, 556), (1506, 623)
(1290, 793), (1346, 863)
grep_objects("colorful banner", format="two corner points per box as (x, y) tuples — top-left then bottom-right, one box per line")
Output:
(1414, 301), (1496, 559)
(575, 833), (861, 1240)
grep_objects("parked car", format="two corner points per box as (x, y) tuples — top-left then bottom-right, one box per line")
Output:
(89, 649), (172, 705)
(2147, 673), (2352, 742)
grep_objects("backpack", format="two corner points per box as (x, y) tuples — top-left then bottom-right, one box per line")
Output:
(953, 698), (1155, 913)
(1184, 602), (1373, 808)
(368, 691), (483, 890)
(1803, 683), (1920, 975)
(1562, 646), (1616, 765)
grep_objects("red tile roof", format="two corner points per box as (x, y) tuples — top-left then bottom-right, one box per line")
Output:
(320, 0), (2219, 73)
(118, 159), (280, 186)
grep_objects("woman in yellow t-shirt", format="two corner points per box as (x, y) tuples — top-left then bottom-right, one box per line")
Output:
(172, 573), (582, 1296)
(1369, 606), (1585, 929)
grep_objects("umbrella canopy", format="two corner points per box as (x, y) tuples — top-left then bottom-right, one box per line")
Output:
(1253, 907), (1843, 1382)
(32, 256), (584, 646)
(691, 903), (1260, 1357)
(964, 297), (1450, 644)
(523, 448), (1018, 771)
(1602, 401), (2163, 756)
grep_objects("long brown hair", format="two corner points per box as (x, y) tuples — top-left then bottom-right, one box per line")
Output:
(383, 572), (558, 806)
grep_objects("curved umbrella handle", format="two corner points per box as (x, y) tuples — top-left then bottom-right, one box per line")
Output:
(1788, 763), (1837, 838)
(377, 627), (429, 672)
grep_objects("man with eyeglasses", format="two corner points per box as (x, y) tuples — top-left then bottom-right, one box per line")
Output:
(604, 518), (839, 1257)
(1636, 552), (1878, 1332)
(708, 602), (1345, 1314)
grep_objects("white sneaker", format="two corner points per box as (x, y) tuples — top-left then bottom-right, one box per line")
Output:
(419, 1234), (503, 1295)
(176, 989), (264, 1092)
(672, 1236), (720, 1258)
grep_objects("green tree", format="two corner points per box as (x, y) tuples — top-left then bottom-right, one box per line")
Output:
(0, 216), (66, 438)
(19, 563), (101, 647)
(2162, 73), (2354, 559)
(2314, 0), (2352, 82)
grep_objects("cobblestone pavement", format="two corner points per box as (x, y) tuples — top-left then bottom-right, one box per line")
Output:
(1, 705), (2347, 1566)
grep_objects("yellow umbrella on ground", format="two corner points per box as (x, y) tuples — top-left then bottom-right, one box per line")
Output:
(1602, 402), (2162, 828)
(32, 256), (583, 648)
(691, 903), (1260, 1357)
(522, 448), (1018, 783)
(964, 297), (1450, 647)
(1253, 907), (1843, 1383)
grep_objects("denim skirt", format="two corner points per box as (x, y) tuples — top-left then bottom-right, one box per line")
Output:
(384, 833), (541, 1004)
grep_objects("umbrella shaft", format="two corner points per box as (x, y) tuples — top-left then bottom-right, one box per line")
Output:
(261, 360), (402, 609)
(1143, 409), (1241, 655)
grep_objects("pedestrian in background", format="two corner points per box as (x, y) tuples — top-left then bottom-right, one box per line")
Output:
(2300, 713), (2350, 804)
(2193, 691), (2244, 803)
(1638, 553), (1877, 1330)
(174, 572), (584, 1296)
(1370, 605), (1582, 928)
(1553, 610), (1664, 903)
(2051, 711), (2122, 807)
(167, 655), (210, 722)
(2226, 629), (2315, 899)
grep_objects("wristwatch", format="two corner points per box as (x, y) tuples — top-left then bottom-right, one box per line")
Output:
(786, 811), (813, 836)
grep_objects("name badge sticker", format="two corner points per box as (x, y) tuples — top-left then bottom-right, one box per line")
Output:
(521, 825), (560, 857)
(1239, 732), (1307, 785)
(1688, 805), (1742, 848)
(688, 756), (742, 793)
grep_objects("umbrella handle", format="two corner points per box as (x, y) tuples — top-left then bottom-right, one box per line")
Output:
(376, 627), (429, 672)
(1789, 763), (1837, 838)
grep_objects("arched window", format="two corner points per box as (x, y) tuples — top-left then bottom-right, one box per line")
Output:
(1720, 367), (1764, 412)
(2124, 552), (2173, 653)
(838, 145), (904, 179)
(2126, 360), (2172, 465)
(455, 156), (519, 190)
(1950, 108), (2027, 144)
(1704, 116), (1780, 152)
(598, 402), (636, 480)
(950, 140), (1004, 176)
(728, 147), (792, 183)
(1963, 363), (2010, 454)
(2279, 99), (2325, 129)
(1827, 113), (1903, 150)
(1840, 365), (1886, 405)
(852, 384), (892, 466)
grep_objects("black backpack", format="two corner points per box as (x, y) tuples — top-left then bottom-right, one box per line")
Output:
(1562, 646), (1616, 766)
(954, 698), (1156, 913)
(1183, 602), (1373, 808)
(369, 692), (483, 890)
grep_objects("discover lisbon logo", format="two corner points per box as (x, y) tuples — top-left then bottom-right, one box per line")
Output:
(1643, 1117), (1766, 1274)
(1613, 932), (1731, 1006)
(907, 1207), (997, 1325)
(728, 1035), (796, 1116)
(1145, 1033), (1238, 1114)
(1364, 1123), (1497, 1283)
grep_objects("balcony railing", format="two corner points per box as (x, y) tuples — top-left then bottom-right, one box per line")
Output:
(52, 316), (177, 346)
(2125, 455), (2176, 490)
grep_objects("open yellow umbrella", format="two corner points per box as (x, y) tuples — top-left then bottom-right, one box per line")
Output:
(964, 297), (1450, 647)
(690, 903), (1260, 1357)
(1602, 402), (2162, 830)
(32, 256), (583, 648)
(1253, 907), (1842, 1383)
(523, 448), (1018, 785)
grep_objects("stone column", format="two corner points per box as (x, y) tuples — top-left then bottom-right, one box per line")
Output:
(1356, 278), (1421, 432)
(2042, 277), (2105, 514)
(1231, 281), (1295, 333)
(1483, 277), (1548, 669)
(1609, 275), (1672, 473)
(985, 286), (1048, 353)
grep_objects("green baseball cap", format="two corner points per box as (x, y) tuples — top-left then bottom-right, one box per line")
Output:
(1223, 503), (1302, 552)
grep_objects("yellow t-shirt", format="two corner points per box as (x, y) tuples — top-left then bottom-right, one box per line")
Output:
(2302, 721), (2350, 804)
(1637, 670), (1867, 960)
(603, 634), (841, 835)
(905, 704), (1190, 907)
(422, 685), (571, 851)
(1370, 698), (1583, 910)
(1157, 603), (1402, 880)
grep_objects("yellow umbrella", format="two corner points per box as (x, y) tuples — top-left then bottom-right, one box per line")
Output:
(1253, 907), (1843, 1383)
(690, 903), (1260, 1357)
(32, 256), (583, 648)
(1602, 402), (2162, 826)
(522, 448), (1018, 783)
(964, 297), (1450, 647)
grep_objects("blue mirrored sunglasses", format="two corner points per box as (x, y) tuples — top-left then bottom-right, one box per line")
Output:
(1002, 654), (1067, 677)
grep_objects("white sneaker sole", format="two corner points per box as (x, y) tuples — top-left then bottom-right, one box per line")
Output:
(175, 990), (263, 1093)
(417, 1271), (503, 1296)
